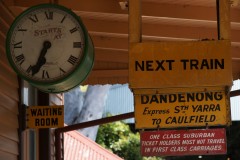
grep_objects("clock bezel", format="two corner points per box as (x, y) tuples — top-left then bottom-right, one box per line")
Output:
(6, 3), (93, 86)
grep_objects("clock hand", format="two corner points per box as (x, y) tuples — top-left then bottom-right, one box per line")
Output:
(32, 41), (51, 76)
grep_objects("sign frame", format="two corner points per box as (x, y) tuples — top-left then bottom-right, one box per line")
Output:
(27, 105), (64, 129)
(140, 128), (227, 157)
(129, 40), (232, 89)
(134, 87), (231, 129)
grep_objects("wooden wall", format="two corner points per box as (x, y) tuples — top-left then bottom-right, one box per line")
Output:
(0, 2), (20, 160)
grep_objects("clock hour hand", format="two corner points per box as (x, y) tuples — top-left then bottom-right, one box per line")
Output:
(32, 41), (51, 76)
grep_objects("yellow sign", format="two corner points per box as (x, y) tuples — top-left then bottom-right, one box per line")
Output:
(27, 105), (64, 129)
(134, 88), (230, 129)
(129, 40), (232, 89)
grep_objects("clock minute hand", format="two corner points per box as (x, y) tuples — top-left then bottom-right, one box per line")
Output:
(32, 41), (51, 76)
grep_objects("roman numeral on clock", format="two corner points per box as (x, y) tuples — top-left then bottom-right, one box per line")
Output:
(42, 70), (50, 79)
(15, 54), (25, 65)
(67, 55), (78, 65)
(70, 27), (78, 34)
(13, 41), (22, 48)
(45, 11), (53, 20)
(73, 42), (82, 48)
(26, 65), (32, 74)
(29, 14), (38, 23)
(60, 15), (66, 23)
(59, 68), (66, 75)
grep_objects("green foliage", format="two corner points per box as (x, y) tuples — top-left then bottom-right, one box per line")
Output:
(96, 119), (162, 160)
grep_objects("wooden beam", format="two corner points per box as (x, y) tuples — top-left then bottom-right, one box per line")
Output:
(89, 69), (128, 78)
(56, 112), (134, 133)
(217, 0), (231, 40)
(95, 48), (128, 63)
(129, 0), (141, 43)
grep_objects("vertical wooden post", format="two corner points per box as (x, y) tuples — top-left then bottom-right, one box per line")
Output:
(217, 0), (232, 126)
(217, 0), (231, 40)
(38, 91), (51, 160)
(129, 0), (142, 43)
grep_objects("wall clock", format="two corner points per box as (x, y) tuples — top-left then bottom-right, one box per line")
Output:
(6, 3), (94, 93)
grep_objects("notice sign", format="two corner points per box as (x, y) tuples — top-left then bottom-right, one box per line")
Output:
(134, 89), (230, 129)
(129, 40), (232, 89)
(27, 105), (64, 129)
(141, 128), (227, 157)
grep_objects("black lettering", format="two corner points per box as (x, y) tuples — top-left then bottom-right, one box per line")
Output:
(150, 95), (159, 103)
(181, 59), (188, 70)
(214, 92), (223, 100)
(155, 60), (165, 70)
(200, 59), (209, 69)
(143, 107), (148, 115)
(159, 95), (167, 103)
(166, 60), (175, 70)
(146, 60), (154, 71)
(169, 94), (177, 103)
(30, 109), (37, 116)
(178, 94), (185, 102)
(215, 59), (224, 69)
(210, 115), (216, 122)
(135, 61), (144, 71)
(196, 93), (204, 101)
(205, 92), (213, 101)
(35, 119), (40, 126)
(51, 118), (58, 126)
(174, 106), (180, 113)
(141, 95), (149, 104)
(190, 59), (198, 69)
(192, 105), (198, 112)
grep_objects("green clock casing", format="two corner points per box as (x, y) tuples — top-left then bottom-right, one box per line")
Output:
(6, 3), (94, 93)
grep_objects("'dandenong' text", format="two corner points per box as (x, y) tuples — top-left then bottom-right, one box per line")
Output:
(139, 91), (224, 125)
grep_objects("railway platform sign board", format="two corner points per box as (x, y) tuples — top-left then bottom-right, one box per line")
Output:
(140, 128), (227, 157)
(27, 105), (64, 129)
(134, 87), (231, 129)
(129, 40), (232, 89)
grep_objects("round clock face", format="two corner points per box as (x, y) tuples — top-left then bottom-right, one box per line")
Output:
(7, 4), (86, 83)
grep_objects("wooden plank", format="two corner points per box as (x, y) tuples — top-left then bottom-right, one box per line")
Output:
(0, 77), (19, 102)
(0, 45), (17, 75)
(89, 69), (128, 78)
(0, 2), (15, 25)
(0, 61), (18, 88)
(0, 123), (18, 142)
(0, 150), (17, 160)
(0, 92), (18, 114)
(0, 107), (18, 128)
(0, 17), (9, 36)
(0, 135), (18, 155)
(95, 48), (128, 63)
(84, 76), (128, 85)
